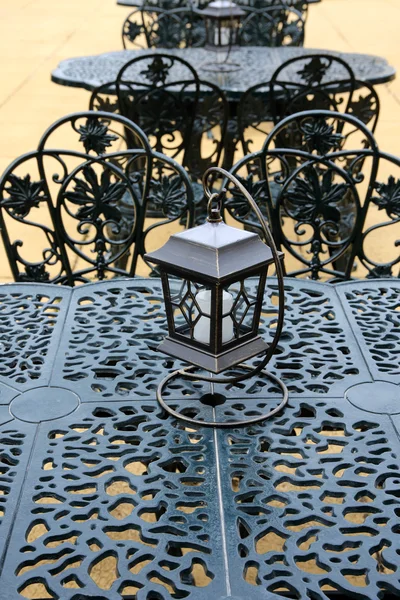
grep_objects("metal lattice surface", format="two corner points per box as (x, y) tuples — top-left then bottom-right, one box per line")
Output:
(51, 47), (395, 97)
(0, 278), (399, 599)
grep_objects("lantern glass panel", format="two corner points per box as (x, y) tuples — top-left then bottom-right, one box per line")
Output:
(168, 275), (214, 347)
(223, 275), (263, 344)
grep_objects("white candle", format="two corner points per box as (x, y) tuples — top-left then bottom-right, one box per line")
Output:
(194, 290), (234, 345)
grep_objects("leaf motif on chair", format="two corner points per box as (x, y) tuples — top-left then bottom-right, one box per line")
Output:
(301, 118), (343, 154)
(78, 118), (118, 154)
(149, 174), (187, 218)
(140, 56), (171, 85)
(154, 18), (183, 48)
(348, 93), (375, 125)
(226, 173), (267, 219)
(2, 174), (47, 217)
(126, 21), (143, 43)
(284, 167), (348, 225)
(19, 264), (50, 282)
(136, 92), (180, 135)
(371, 175), (400, 219)
(297, 57), (329, 86)
(65, 166), (126, 223)
(94, 95), (119, 114)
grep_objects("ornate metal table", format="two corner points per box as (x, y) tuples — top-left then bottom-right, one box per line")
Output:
(117, 0), (321, 6)
(0, 277), (399, 599)
(51, 47), (395, 99)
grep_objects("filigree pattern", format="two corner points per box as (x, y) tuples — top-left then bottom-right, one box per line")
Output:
(0, 424), (35, 561)
(3, 402), (223, 599)
(252, 110), (385, 280)
(217, 398), (400, 599)
(283, 167), (348, 222)
(116, 54), (201, 166)
(78, 118), (118, 155)
(140, 56), (172, 86)
(0, 280), (398, 600)
(338, 281), (400, 381)
(301, 118), (344, 154)
(0, 287), (70, 389)
(149, 174), (188, 219)
(65, 166), (126, 222)
(50, 280), (365, 401)
(1, 174), (48, 218)
(372, 175), (400, 218)
(122, 7), (206, 51)
(51, 48), (395, 96)
(0, 112), (194, 283)
(239, 6), (305, 48)
(297, 56), (330, 85)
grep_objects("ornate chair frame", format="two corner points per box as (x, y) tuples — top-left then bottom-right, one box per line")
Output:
(0, 111), (195, 284)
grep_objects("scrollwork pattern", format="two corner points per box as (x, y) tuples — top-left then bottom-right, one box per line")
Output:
(0, 112), (194, 283)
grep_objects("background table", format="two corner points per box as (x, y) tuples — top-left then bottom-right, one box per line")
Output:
(117, 0), (321, 6)
(0, 277), (399, 599)
(51, 47), (396, 99)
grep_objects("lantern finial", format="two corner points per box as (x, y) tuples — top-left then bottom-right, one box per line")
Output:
(207, 192), (223, 223)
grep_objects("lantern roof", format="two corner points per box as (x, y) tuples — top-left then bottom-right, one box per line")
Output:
(145, 219), (277, 282)
(195, 0), (245, 18)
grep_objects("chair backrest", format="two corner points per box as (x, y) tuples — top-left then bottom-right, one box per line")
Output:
(115, 53), (201, 168)
(356, 150), (400, 279)
(270, 54), (357, 124)
(226, 110), (394, 281)
(122, 6), (206, 50)
(237, 54), (380, 157)
(347, 79), (380, 134)
(239, 5), (305, 47)
(0, 112), (195, 285)
(183, 80), (229, 181)
(89, 82), (119, 114)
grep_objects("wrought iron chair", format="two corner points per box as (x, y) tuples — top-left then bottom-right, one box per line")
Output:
(239, 5), (305, 47)
(115, 54), (228, 222)
(90, 78), (228, 224)
(226, 110), (399, 280)
(0, 111), (195, 284)
(122, 6), (206, 50)
(115, 53), (201, 165)
(237, 55), (380, 156)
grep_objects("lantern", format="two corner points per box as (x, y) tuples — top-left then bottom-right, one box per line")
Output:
(145, 167), (288, 427)
(197, 0), (245, 50)
(195, 1), (245, 72)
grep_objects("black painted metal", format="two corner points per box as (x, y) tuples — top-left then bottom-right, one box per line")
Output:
(228, 109), (400, 280)
(0, 277), (399, 599)
(51, 47), (396, 97)
(122, 6), (207, 50)
(0, 111), (195, 284)
(89, 55), (229, 223)
(237, 54), (381, 156)
(239, 5), (304, 47)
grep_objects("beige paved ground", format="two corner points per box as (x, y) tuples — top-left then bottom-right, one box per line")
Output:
(0, 0), (399, 282)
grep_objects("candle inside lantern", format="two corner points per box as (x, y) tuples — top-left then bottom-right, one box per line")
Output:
(194, 289), (234, 345)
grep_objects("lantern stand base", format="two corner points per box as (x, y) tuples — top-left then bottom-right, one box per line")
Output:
(156, 364), (288, 428)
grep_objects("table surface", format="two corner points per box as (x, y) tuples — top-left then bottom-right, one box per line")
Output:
(117, 0), (321, 5)
(0, 277), (399, 599)
(51, 47), (396, 98)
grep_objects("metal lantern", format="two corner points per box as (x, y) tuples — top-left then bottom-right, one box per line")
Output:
(145, 167), (288, 428)
(196, 0), (245, 51)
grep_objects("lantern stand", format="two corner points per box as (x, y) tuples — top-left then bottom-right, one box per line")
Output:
(148, 167), (288, 428)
